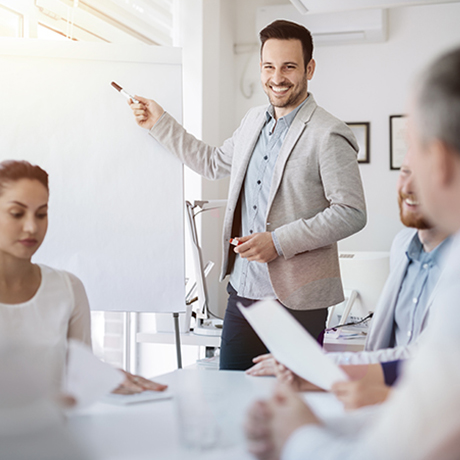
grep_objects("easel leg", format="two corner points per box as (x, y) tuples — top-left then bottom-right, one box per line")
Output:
(123, 311), (131, 372)
(173, 312), (182, 369)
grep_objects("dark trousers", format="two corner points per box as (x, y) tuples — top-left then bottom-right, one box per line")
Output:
(219, 283), (328, 371)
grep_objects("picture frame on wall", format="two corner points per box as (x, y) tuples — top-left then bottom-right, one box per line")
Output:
(390, 115), (409, 170)
(346, 122), (370, 164)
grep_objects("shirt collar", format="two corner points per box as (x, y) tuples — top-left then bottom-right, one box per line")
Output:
(406, 232), (452, 266)
(265, 94), (309, 127)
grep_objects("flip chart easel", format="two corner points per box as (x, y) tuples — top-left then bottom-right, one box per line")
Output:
(0, 39), (186, 368)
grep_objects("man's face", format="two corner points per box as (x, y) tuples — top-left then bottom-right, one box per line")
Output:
(407, 108), (441, 227)
(397, 154), (432, 229)
(260, 39), (315, 117)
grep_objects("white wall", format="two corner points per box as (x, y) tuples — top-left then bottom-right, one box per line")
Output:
(199, 0), (235, 317)
(234, 1), (460, 252)
(167, 0), (237, 319)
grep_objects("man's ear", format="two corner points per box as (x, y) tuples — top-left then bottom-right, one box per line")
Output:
(306, 59), (316, 80)
(432, 140), (458, 188)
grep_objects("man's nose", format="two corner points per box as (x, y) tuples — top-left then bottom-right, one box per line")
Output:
(271, 68), (284, 84)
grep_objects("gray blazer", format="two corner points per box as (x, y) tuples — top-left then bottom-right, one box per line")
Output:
(364, 228), (434, 352)
(330, 228), (437, 365)
(150, 94), (366, 310)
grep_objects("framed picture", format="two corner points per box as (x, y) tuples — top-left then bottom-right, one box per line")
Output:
(390, 115), (409, 170)
(347, 122), (370, 164)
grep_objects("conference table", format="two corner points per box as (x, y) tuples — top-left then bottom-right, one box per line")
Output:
(68, 368), (346, 460)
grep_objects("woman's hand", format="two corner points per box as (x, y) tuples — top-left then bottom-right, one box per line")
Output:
(246, 353), (277, 376)
(275, 362), (323, 392)
(332, 380), (391, 410)
(112, 370), (168, 395)
(332, 363), (390, 410)
(245, 384), (321, 460)
(246, 354), (323, 392)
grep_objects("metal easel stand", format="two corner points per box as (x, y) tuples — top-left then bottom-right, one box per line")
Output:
(185, 200), (225, 335)
(124, 311), (182, 372)
(123, 311), (140, 375)
(163, 199), (226, 371)
(173, 312), (182, 369)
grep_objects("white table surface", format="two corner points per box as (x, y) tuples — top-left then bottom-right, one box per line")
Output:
(67, 369), (345, 460)
(137, 329), (365, 351)
(323, 332), (367, 352)
(137, 331), (221, 347)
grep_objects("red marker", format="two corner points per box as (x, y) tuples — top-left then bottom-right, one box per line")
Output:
(111, 81), (140, 104)
(230, 238), (242, 247)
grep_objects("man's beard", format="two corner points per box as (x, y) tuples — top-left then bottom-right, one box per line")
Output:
(266, 76), (308, 109)
(398, 192), (432, 229)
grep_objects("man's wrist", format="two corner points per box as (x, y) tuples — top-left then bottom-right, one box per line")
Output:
(148, 111), (167, 133)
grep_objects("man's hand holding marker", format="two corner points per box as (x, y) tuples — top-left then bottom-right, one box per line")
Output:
(110, 81), (164, 131)
(230, 233), (279, 264)
(129, 95), (164, 130)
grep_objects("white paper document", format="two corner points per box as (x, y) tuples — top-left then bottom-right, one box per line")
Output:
(63, 339), (124, 409)
(238, 300), (348, 390)
(101, 390), (172, 405)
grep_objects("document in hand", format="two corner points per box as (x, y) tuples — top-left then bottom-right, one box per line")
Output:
(63, 339), (124, 409)
(101, 390), (172, 405)
(238, 300), (348, 390)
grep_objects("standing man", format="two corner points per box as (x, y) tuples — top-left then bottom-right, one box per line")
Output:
(245, 47), (460, 460)
(130, 20), (366, 370)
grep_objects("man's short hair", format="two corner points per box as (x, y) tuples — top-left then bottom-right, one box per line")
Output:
(259, 20), (314, 69)
(415, 46), (460, 154)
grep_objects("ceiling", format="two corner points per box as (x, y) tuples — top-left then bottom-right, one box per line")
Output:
(290, 0), (460, 13)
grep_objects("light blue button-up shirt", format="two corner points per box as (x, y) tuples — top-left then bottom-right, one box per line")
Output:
(229, 98), (307, 299)
(392, 232), (451, 347)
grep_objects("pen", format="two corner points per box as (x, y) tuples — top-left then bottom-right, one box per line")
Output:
(111, 81), (140, 104)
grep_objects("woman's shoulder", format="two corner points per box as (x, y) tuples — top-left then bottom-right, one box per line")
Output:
(37, 265), (91, 345)
(37, 264), (85, 293)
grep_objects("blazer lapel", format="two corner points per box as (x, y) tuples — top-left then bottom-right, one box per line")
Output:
(229, 112), (267, 205)
(386, 256), (410, 313)
(267, 95), (317, 211)
(366, 253), (410, 350)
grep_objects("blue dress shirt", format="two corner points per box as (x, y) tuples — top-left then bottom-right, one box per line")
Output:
(229, 98), (307, 299)
(392, 233), (451, 347)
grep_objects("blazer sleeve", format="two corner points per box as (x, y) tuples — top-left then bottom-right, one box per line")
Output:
(327, 343), (416, 365)
(148, 112), (238, 180)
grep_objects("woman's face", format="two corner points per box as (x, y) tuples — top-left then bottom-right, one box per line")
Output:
(0, 179), (49, 261)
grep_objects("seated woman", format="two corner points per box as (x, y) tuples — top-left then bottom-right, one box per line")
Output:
(0, 159), (166, 396)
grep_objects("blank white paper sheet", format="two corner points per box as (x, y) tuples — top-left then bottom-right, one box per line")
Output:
(239, 300), (348, 390)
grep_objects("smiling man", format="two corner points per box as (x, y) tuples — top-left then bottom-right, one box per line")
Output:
(333, 150), (451, 364)
(129, 20), (366, 370)
(260, 37), (314, 115)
